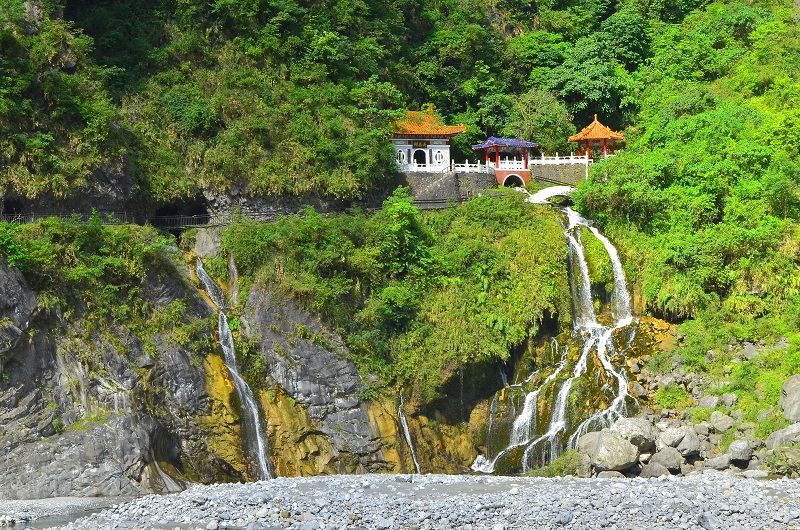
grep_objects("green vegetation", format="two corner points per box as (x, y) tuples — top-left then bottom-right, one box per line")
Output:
(527, 450), (586, 477)
(1, 0), (729, 206)
(0, 213), (214, 357)
(654, 383), (694, 409)
(568, 0), (800, 428)
(223, 189), (570, 402)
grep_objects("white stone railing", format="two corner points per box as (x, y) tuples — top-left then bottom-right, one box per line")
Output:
(452, 161), (493, 174)
(398, 163), (451, 173)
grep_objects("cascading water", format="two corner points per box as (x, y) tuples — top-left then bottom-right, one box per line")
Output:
(196, 258), (274, 480)
(472, 187), (637, 473)
(398, 395), (421, 474)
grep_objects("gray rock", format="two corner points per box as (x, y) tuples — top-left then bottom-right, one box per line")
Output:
(722, 393), (738, 409)
(657, 427), (685, 450)
(639, 462), (670, 478)
(742, 342), (759, 361)
(628, 380), (647, 398)
(698, 511), (721, 530)
(710, 411), (735, 433)
(193, 228), (222, 258)
(596, 471), (625, 478)
(727, 440), (753, 463)
(677, 427), (701, 457)
(766, 423), (800, 450)
(742, 469), (768, 479)
(243, 286), (385, 464)
(650, 447), (684, 473)
(704, 454), (731, 470)
(555, 510), (573, 525)
(0, 257), (37, 373)
(611, 417), (657, 451)
(779, 375), (800, 423)
(697, 396), (720, 409)
(577, 429), (640, 472)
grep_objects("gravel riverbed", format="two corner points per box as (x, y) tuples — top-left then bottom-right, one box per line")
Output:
(7, 473), (800, 530)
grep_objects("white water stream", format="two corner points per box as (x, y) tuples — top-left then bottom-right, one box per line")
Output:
(398, 395), (421, 474)
(196, 258), (274, 480)
(472, 187), (636, 473)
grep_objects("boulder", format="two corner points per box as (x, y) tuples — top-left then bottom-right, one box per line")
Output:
(611, 417), (657, 451)
(779, 375), (800, 423)
(639, 462), (670, 478)
(577, 429), (640, 472)
(766, 423), (800, 450)
(628, 381), (647, 398)
(703, 454), (730, 471)
(596, 471), (625, 479)
(650, 447), (684, 473)
(768, 447), (800, 477)
(676, 427), (701, 457)
(697, 396), (720, 409)
(709, 411), (735, 433)
(722, 393), (738, 409)
(727, 439), (753, 463)
(656, 427), (685, 450)
(742, 342), (759, 361)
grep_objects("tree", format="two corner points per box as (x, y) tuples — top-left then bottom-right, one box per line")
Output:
(503, 88), (574, 154)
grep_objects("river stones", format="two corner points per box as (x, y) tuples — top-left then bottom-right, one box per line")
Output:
(611, 417), (657, 451)
(577, 429), (639, 472)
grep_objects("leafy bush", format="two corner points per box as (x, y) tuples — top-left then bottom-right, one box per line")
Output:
(654, 384), (694, 409)
(527, 450), (587, 477)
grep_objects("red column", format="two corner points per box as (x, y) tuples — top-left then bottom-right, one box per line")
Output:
(485, 150), (489, 165)
(586, 141), (590, 161)
(523, 147), (528, 169)
(495, 147), (499, 168)
(603, 139), (607, 156)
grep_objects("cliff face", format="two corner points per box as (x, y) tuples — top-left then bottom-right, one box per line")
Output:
(0, 257), (245, 499)
(0, 243), (488, 498)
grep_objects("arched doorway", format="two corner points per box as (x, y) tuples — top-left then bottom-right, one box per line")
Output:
(502, 174), (525, 187)
(413, 149), (427, 166)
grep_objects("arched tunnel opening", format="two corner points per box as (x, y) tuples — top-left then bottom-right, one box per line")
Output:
(502, 175), (525, 187)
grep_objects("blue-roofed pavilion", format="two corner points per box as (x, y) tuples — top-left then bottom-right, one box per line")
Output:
(471, 136), (539, 186)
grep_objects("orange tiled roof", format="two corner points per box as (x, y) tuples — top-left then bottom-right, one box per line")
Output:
(392, 109), (467, 137)
(568, 115), (625, 142)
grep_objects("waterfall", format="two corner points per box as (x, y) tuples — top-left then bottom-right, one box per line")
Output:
(196, 258), (274, 480)
(472, 188), (637, 473)
(398, 395), (421, 474)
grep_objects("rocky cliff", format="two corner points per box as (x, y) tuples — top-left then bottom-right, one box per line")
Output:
(0, 243), (469, 498)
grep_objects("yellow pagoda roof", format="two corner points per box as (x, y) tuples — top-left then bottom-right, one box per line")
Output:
(568, 115), (625, 142)
(392, 109), (466, 138)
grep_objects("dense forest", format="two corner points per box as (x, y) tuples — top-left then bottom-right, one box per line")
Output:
(1, 0), (800, 415)
(2, 0), (712, 204)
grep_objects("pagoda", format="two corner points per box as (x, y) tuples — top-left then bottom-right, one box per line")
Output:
(471, 136), (539, 186)
(392, 109), (466, 172)
(568, 115), (624, 160)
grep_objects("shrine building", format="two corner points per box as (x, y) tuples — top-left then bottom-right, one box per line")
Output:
(471, 137), (539, 187)
(568, 114), (625, 160)
(391, 109), (466, 172)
